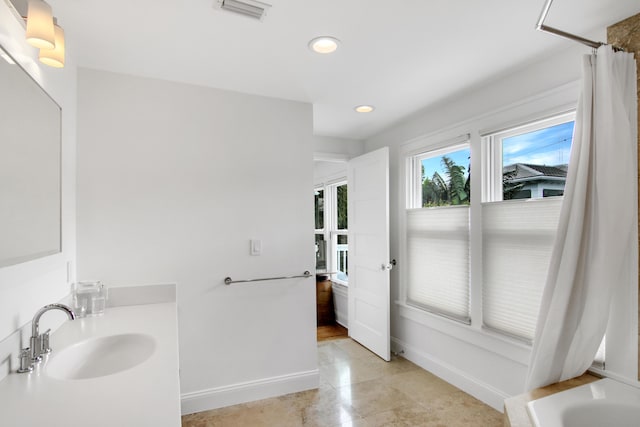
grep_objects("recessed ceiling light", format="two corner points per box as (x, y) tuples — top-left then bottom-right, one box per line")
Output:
(354, 105), (375, 113)
(308, 36), (340, 54)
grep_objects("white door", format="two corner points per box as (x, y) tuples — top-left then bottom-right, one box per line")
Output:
(347, 147), (391, 361)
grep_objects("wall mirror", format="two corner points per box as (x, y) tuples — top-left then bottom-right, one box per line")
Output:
(0, 45), (62, 268)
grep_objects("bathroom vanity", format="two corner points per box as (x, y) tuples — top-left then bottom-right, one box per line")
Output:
(0, 284), (181, 426)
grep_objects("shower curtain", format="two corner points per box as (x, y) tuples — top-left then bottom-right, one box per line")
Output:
(526, 45), (638, 390)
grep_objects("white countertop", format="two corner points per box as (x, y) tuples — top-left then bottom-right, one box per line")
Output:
(0, 297), (181, 426)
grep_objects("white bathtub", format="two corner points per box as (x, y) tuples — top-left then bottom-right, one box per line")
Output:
(527, 378), (640, 427)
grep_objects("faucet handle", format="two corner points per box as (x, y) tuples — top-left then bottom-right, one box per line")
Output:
(29, 335), (43, 363)
(41, 329), (52, 354)
(17, 348), (33, 373)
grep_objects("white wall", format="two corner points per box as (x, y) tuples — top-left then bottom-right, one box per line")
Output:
(365, 39), (638, 410)
(75, 68), (317, 413)
(0, 0), (77, 379)
(313, 135), (364, 185)
(313, 135), (364, 159)
(314, 161), (348, 186)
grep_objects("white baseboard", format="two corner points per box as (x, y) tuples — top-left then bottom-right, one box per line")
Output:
(335, 312), (348, 328)
(180, 369), (319, 415)
(391, 337), (508, 412)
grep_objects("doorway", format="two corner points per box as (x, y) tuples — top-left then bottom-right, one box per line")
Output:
(316, 273), (348, 341)
(314, 159), (350, 342)
(313, 148), (391, 358)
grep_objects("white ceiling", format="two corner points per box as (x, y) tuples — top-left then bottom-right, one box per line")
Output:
(45, 0), (640, 140)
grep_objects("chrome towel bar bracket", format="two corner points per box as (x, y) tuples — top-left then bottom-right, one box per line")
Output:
(224, 271), (312, 285)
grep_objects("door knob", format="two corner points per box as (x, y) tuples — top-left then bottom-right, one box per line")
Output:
(381, 259), (396, 271)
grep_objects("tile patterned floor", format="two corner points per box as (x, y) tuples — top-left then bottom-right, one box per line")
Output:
(181, 338), (503, 427)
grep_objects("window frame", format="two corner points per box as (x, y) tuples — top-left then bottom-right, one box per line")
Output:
(314, 186), (326, 272)
(404, 138), (472, 322)
(328, 180), (348, 285)
(400, 110), (580, 346)
(410, 142), (471, 209)
(315, 179), (349, 285)
(397, 81), (636, 383)
(482, 111), (575, 203)
(478, 111), (576, 342)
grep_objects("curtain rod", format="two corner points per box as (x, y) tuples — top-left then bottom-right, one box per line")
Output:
(536, 0), (624, 52)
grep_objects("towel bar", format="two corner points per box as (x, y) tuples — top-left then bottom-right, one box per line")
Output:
(224, 271), (312, 285)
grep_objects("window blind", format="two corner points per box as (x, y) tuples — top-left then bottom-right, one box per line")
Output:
(482, 198), (562, 341)
(406, 205), (470, 322)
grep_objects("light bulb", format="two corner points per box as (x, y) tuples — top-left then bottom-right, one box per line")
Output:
(39, 20), (64, 68)
(308, 36), (340, 54)
(25, 0), (55, 49)
(354, 105), (375, 113)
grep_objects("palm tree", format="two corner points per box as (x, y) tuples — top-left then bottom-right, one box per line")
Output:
(421, 156), (469, 207)
(423, 172), (447, 206)
(442, 156), (468, 205)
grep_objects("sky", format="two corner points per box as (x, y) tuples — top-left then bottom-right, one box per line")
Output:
(503, 121), (574, 167)
(421, 120), (575, 182)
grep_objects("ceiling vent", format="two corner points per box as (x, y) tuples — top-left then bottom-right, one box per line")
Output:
(213, 0), (271, 21)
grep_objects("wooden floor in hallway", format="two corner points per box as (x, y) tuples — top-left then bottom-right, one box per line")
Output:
(317, 323), (348, 342)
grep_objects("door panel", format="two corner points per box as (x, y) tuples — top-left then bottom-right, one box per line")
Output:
(347, 147), (390, 361)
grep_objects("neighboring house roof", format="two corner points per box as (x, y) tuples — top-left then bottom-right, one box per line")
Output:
(503, 163), (568, 182)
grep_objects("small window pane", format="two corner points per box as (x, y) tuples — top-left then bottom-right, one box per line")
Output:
(314, 189), (324, 229)
(511, 189), (531, 199)
(502, 121), (574, 200)
(543, 189), (564, 197)
(315, 234), (326, 271)
(421, 148), (470, 207)
(337, 184), (348, 230)
(336, 234), (348, 281)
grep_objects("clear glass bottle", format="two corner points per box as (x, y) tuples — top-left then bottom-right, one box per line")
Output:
(71, 281), (107, 317)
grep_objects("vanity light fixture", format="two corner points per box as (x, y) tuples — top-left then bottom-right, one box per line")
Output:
(354, 105), (375, 113)
(25, 0), (55, 49)
(23, 0), (65, 68)
(38, 18), (64, 68)
(308, 36), (340, 54)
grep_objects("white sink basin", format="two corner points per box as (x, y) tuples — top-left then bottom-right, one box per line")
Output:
(527, 378), (640, 427)
(46, 333), (156, 380)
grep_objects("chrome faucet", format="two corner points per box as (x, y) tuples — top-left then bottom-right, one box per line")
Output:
(17, 303), (76, 373)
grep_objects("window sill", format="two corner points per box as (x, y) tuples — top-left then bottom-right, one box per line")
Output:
(331, 278), (348, 287)
(395, 301), (531, 365)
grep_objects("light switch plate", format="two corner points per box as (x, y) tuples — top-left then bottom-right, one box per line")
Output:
(250, 239), (261, 256)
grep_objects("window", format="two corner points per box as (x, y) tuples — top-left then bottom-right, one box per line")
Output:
(314, 188), (324, 229)
(315, 234), (327, 271)
(332, 183), (348, 282)
(481, 198), (562, 340)
(314, 188), (326, 271)
(405, 139), (471, 321)
(419, 147), (471, 207)
(484, 113), (574, 202)
(404, 112), (575, 342)
(482, 112), (574, 341)
(314, 181), (348, 284)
